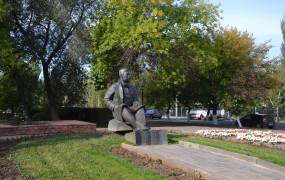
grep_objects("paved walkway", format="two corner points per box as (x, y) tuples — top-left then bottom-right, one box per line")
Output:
(122, 143), (285, 180)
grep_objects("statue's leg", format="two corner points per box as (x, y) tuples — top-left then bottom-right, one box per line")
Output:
(135, 108), (148, 130)
(122, 107), (137, 128)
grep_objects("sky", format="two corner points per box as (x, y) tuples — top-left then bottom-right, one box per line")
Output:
(210, 0), (285, 58)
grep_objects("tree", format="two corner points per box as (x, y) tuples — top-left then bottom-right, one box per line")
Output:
(0, 75), (18, 112)
(279, 16), (285, 107)
(260, 15), (285, 122)
(281, 16), (285, 60)
(270, 15), (285, 120)
(90, 0), (220, 89)
(203, 28), (256, 117)
(144, 57), (188, 115)
(90, 0), (221, 119)
(0, 0), (41, 121)
(8, 0), (97, 119)
(221, 31), (279, 119)
(175, 27), (278, 121)
(51, 52), (87, 107)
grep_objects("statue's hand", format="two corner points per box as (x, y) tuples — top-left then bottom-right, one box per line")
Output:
(133, 101), (140, 107)
(113, 104), (127, 111)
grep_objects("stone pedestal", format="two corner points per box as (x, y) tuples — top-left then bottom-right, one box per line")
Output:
(108, 119), (133, 132)
(125, 129), (168, 145)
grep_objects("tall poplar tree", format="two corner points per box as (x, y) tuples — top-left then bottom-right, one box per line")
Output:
(8, 0), (97, 120)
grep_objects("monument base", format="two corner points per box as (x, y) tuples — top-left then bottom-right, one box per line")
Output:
(125, 129), (168, 145)
(108, 119), (133, 132)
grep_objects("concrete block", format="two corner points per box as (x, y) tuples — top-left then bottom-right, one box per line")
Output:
(125, 129), (168, 145)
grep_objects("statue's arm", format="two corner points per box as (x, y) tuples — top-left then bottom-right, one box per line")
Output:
(104, 84), (116, 111)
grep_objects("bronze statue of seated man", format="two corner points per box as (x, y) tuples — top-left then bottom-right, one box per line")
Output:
(104, 68), (148, 130)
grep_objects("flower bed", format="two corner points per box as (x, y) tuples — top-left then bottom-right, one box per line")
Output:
(196, 129), (285, 144)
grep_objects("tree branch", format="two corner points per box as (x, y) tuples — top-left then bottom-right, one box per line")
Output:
(42, 20), (51, 58)
(46, 4), (86, 65)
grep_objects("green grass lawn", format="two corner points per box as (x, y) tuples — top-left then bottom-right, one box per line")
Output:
(10, 133), (164, 180)
(10, 132), (285, 179)
(168, 134), (285, 166)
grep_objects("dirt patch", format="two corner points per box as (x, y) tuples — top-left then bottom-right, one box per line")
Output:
(0, 141), (22, 180)
(112, 147), (204, 180)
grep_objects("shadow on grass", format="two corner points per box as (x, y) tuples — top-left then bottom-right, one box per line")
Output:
(168, 133), (188, 144)
(14, 132), (112, 151)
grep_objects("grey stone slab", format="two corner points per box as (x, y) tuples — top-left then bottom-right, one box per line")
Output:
(107, 119), (132, 132)
(122, 144), (285, 180)
(125, 130), (168, 145)
(135, 130), (149, 145)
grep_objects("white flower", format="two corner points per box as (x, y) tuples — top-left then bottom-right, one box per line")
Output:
(195, 129), (285, 144)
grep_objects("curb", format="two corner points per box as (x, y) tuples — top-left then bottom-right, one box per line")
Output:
(0, 134), (48, 143)
(121, 143), (218, 180)
(178, 140), (285, 174)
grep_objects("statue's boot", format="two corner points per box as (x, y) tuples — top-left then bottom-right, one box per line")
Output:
(122, 107), (137, 128)
(122, 106), (149, 130)
(135, 108), (149, 130)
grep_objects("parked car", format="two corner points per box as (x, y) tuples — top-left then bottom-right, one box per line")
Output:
(237, 113), (275, 129)
(145, 109), (162, 119)
(189, 109), (207, 120)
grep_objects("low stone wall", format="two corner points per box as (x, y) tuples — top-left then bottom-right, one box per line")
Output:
(0, 120), (96, 137)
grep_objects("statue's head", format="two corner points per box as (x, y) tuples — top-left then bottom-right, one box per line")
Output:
(119, 68), (130, 83)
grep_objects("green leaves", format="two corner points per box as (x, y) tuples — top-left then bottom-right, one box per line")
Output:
(157, 58), (187, 89)
(92, 0), (170, 54)
(90, 0), (221, 93)
(215, 28), (278, 113)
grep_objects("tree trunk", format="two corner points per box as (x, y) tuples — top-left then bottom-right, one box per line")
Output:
(42, 63), (59, 120)
(207, 103), (211, 120)
(166, 104), (171, 120)
(236, 108), (242, 128)
(187, 105), (191, 116)
(15, 78), (31, 123)
(212, 102), (218, 125)
(187, 105), (191, 122)
(276, 107), (280, 122)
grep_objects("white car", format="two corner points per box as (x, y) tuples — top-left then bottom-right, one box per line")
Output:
(189, 109), (207, 120)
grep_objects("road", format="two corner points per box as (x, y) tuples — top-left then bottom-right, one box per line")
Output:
(147, 118), (285, 132)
